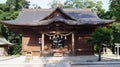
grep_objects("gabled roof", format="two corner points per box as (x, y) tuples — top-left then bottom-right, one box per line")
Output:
(1, 7), (114, 26)
(0, 37), (13, 46)
(41, 7), (76, 21)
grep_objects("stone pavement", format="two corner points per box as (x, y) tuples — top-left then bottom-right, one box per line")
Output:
(0, 54), (120, 65)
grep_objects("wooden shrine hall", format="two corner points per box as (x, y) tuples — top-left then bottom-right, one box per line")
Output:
(1, 7), (113, 56)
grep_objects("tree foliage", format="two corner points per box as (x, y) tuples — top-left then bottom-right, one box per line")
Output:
(87, 0), (120, 61)
(0, 0), (29, 55)
(61, 0), (97, 8)
(109, 0), (120, 22)
(109, 23), (120, 43)
(109, 0), (120, 44)
(87, 27), (113, 61)
(88, 27), (113, 46)
(6, 0), (30, 11)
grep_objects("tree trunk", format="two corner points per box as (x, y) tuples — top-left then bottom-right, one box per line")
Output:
(98, 49), (101, 61)
(98, 45), (102, 61)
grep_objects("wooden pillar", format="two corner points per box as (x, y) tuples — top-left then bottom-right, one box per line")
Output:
(72, 33), (75, 56)
(42, 33), (45, 56)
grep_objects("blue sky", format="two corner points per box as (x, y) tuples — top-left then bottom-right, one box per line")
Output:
(0, 0), (109, 10)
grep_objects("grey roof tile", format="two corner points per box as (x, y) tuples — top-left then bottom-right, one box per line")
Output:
(1, 7), (114, 26)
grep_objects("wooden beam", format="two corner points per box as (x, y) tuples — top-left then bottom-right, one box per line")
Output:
(72, 33), (75, 56)
(42, 33), (45, 56)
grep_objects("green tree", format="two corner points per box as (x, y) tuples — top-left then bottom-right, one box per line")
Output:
(109, 23), (120, 43)
(62, 0), (96, 8)
(107, 0), (120, 50)
(107, 23), (120, 54)
(6, 0), (30, 11)
(87, 27), (113, 61)
(49, 0), (96, 8)
(95, 1), (106, 18)
(109, 0), (120, 22)
(0, 0), (29, 55)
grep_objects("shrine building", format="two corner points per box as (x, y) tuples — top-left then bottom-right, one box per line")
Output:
(1, 7), (113, 56)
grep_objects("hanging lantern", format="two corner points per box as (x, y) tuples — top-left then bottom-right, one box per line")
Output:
(65, 36), (67, 40)
(57, 35), (59, 37)
(53, 35), (56, 38)
(49, 36), (52, 39)
(61, 35), (63, 38)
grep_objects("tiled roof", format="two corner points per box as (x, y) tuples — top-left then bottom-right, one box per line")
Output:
(1, 7), (114, 26)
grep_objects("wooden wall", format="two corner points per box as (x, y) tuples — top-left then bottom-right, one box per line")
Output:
(21, 33), (94, 56)
(75, 33), (94, 55)
(21, 27), (95, 56)
(22, 34), (41, 56)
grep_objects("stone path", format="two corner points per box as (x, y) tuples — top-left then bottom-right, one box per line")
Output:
(0, 54), (120, 65)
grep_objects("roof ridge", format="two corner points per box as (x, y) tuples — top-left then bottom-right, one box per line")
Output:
(21, 8), (93, 12)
